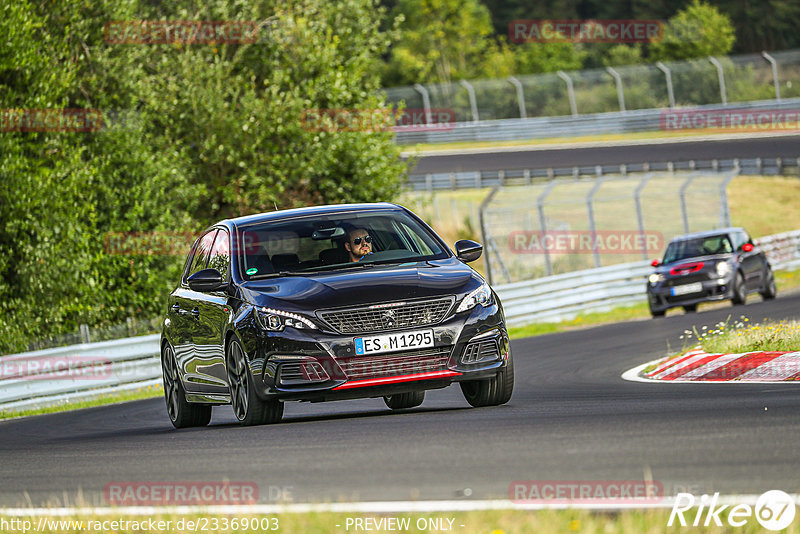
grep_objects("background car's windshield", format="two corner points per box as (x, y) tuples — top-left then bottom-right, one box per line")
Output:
(237, 210), (449, 278)
(662, 235), (733, 264)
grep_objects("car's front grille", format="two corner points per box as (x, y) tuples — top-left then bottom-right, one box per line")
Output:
(336, 346), (452, 381)
(665, 273), (710, 286)
(461, 340), (500, 364)
(318, 297), (455, 334)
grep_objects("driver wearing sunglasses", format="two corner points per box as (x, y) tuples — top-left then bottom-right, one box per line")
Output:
(345, 228), (373, 262)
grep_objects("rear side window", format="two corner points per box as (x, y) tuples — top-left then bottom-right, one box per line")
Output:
(185, 230), (217, 280)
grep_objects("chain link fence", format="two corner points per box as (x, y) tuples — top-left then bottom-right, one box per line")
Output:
(479, 170), (739, 285)
(384, 49), (800, 124)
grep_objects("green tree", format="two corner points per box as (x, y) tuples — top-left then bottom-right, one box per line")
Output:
(649, 0), (735, 61)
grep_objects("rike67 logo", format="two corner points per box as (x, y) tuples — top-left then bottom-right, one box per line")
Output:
(669, 491), (796, 531)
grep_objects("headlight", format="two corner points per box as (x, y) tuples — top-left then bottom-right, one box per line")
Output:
(648, 273), (665, 285)
(716, 262), (732, 277)
(456, 282), (492, 313)
(256, 307), (317, 331)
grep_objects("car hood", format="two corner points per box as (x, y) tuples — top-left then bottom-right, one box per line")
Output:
(239, 258), (478, 311)
(655, 254), (733, 276)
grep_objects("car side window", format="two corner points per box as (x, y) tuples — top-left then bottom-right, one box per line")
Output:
(185, 230), (217, 280)
(731, 231), (748, 251)
(208, 229), (231, 283)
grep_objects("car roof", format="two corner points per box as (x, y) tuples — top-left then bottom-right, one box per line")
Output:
(217, 203), (405, 229)
(668, 227), (746, 243)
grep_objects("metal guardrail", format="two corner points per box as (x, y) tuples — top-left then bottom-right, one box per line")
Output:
(407, 157), (800, 191)
(1, 231), (798, 412)
(395, 98), (800, 145)
(495, 229), (800, 325)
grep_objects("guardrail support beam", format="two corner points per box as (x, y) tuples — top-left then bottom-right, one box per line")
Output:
(586, 179), (605, 268)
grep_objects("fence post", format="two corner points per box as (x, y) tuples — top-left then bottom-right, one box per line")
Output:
(606, 66), (626, 112)
(656, 62), (676, 108)
(479, 186), (502, 286)
(537, 181), (558, 276)
(708, 57), (728, 105)
(586, 179), (605, 268)
(679, 174), (700, 233)
(508, 76), (527, 119)
(459, 80), (480, 123)
(761, 51), (781, 102)
(557, 71), (578, 117)
(413, 84), (433, 124)
(719, 170), (738, 228)
(80, 324), (90, 344)
(634, 173), (654, 260)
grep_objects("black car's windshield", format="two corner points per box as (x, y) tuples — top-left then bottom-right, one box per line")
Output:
(236, 209), (449, 279)
(662, 234), (733, 264)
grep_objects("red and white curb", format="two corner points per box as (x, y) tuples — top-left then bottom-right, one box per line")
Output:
(622, 348), (800, 383)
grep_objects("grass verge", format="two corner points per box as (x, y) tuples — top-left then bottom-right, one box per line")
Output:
(680, 317), (800, 354)
(2, 508), (794, 534)
(0, 385), (162, 421)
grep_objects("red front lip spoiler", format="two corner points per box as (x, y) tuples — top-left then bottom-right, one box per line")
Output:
(332, 370), (462, 390)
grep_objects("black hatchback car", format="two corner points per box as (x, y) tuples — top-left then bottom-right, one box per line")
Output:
(160, 203), (513, 427)
(646, 227), (776, 317)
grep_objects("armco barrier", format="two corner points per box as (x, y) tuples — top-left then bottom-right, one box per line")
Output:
(394, 98), (800, 145)
(1, 230), (798, 412)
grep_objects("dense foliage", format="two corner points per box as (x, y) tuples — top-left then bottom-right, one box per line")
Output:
(0, 0), (407, 353)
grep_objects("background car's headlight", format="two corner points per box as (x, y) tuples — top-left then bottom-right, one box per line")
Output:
(648, 273), (665, 285)
(256, 307), (317, 331)
(716, 262), (732, 277)
(456, 282), (492, 313)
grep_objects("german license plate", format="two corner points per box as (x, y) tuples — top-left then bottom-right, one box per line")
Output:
(354, 329), (434, 355)
(671, 282), (703, 296)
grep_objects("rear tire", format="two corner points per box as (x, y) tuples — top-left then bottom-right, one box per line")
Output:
(460, 351), (514, 407)
(161, 343), (212, 429)
(760, 267), (777, 300)
(227, 338), (283, 426)
(732, 272), (747, 305)
(383, 391), (425, 410)
(682, 304), (697, 313)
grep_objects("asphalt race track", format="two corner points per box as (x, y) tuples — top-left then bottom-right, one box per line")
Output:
(409, 134), (800, 174)
(2, 293), (799, 507)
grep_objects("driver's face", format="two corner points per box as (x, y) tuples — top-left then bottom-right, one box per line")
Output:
(348, 230), (372, 259)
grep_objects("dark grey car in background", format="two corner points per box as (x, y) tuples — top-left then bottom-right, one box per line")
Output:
(646, 227), (776, 317)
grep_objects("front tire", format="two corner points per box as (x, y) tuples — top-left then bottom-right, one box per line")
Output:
(732, 272), (747, 305)
(683, 304), (697, 313)
(226, 338), (283, 426)
(161, 343), (211, 429)
(460, 351), (514, 407)
(760, 267), (777, 300)
(384, 391), (425, 410)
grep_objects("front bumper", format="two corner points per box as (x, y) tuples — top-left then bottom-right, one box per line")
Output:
(647, 274), (734, 312)
(248, 302), (508, 402)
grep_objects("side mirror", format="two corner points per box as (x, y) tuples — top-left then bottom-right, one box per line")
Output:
(741, 243), (754, 252)
(651, 259), (660, 267)
(455, 240), (483, 263)
(187, 268), (225, 292)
